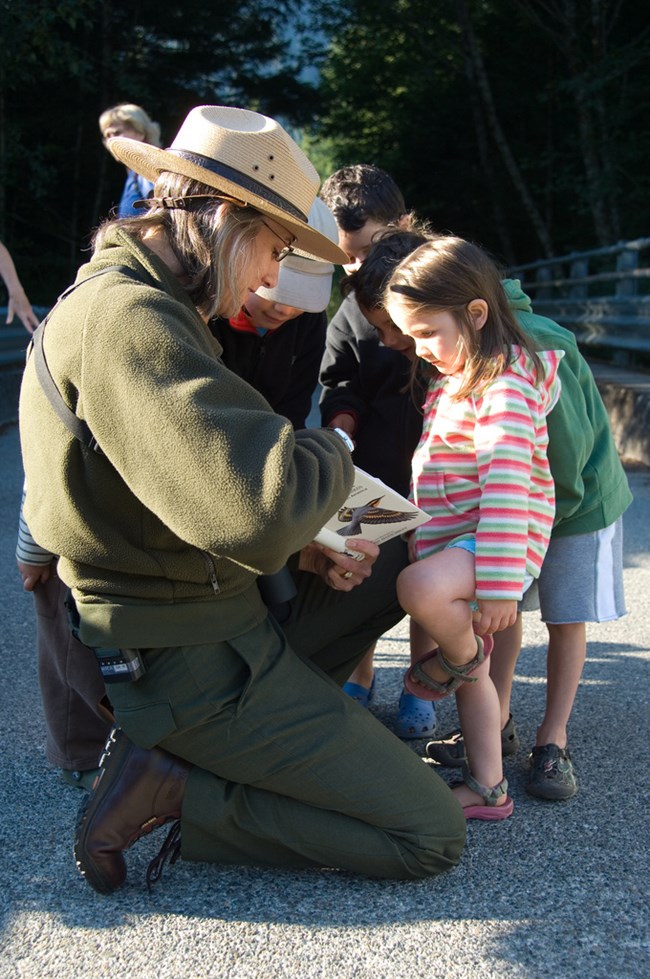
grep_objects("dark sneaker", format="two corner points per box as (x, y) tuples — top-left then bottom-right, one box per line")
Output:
(426, 714), (520, 767)
(425, 727), (466, 766)
(526, 743), (578, 800)
(501, 714), (520, 757)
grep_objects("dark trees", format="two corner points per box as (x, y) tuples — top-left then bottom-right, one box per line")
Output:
(312, 0), (650, 264)
(0, 0), (319, 301)
(1, 0), (648, 302)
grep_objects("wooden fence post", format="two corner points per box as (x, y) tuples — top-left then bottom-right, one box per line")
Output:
(570, 258), (589, 299)
(616, 246), (638, 297)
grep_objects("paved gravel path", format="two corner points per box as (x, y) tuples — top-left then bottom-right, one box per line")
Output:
(0, 423), (647, 979)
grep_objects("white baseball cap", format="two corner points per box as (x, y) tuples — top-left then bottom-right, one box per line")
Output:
(256, 198), (338, 313)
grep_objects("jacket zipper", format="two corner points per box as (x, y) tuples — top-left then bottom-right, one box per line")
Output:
(200, 550), (220, 594)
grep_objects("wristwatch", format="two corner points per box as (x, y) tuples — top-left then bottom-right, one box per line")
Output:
(330, 427), (355, 452)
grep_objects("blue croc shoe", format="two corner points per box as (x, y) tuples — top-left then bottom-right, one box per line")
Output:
(342, 673), (377, 708)
(395, 689), (436, 740)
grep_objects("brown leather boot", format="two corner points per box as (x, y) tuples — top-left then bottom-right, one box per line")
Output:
(74, 727), (191, 894)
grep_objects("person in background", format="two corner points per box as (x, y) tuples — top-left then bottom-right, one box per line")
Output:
(319, 165), (435, 739)
(338, 226), (442, 740)
(9, 216), (110, 788)
(16, 508), (111, 790)
(0, 240), (39, 333)
(210, 198), (337, 430)
(319, 164), (417, 490)
(386, 236), (564, 821)
(98, 103), (162, 217)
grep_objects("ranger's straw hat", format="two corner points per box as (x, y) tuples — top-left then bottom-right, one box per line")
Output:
(108, 104), (347, 265)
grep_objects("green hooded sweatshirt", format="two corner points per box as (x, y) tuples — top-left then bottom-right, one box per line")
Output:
(505, 278), (632, 538)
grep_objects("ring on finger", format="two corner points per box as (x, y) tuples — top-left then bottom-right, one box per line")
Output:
(341, 570), (353, 580)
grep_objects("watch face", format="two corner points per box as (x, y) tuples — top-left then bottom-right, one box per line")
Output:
(332, 427), (354, 452)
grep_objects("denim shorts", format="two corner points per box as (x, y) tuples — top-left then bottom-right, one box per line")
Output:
(446, 534), (535, 611)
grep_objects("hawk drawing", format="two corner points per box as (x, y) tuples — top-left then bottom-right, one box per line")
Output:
(336, 497), (417, 536)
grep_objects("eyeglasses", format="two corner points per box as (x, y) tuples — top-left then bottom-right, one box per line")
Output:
(261, 219), (295, 262)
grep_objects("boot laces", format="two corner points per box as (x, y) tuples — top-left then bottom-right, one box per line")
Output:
(146, 819), (181, 891)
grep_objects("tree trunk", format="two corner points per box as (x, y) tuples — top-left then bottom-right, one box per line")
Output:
(455, 0), (555, 258)
(0, 67), (5, 240)
(517, 0), (624, 245)
(562, 0), (614, 244)
(459, 18), (516, 265)
(91, 0), (114, 230)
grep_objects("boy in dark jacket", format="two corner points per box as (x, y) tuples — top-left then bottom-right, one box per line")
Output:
(319, 168), (436, 739)
(210, 199), (337, 430)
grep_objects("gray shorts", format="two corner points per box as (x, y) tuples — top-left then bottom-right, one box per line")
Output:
(519, 517), (627, 624)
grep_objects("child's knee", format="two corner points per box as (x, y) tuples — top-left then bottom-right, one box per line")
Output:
(397, 561), (435, 614)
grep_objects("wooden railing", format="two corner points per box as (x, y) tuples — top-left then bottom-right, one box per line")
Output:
(4, 240), (650, 369)
(509, 238), (650, 365)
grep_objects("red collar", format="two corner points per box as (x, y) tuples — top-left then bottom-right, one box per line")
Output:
(228, 308), (258, 335)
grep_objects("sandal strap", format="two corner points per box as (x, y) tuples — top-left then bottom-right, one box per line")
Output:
(411, 659), (464, 696)
(463, 766), (508, 806)
(437, 634), (487, 683)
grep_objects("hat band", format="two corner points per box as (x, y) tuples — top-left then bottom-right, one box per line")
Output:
(167, 149), (308, 222)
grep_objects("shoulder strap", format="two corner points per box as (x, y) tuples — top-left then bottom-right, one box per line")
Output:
(29, 264), (146, 454)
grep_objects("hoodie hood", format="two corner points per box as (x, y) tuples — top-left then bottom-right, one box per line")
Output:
(503, 277), (533, 314)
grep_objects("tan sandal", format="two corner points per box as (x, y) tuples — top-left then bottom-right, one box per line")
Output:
(460, 768), (514, 821)
(404, 632), (494, 702)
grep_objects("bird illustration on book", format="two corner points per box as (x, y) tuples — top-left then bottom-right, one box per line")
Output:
(336, 497), (419, 536)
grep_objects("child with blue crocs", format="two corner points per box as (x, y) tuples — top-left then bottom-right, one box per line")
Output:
(334, 222), (437, 737)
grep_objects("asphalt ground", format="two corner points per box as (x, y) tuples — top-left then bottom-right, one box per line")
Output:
(0, 420), (648, 979)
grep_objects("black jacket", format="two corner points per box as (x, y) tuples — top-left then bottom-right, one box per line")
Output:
(210, 311), (326, 430)
(319, 294), (424, 496)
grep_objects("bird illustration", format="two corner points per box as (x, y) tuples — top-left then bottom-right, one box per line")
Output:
(336, 496), (417, 536)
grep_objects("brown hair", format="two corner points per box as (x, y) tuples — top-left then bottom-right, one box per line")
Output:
(386, 235), (541, 401)
(341, 220), (433, 310)
(93, 172), (266, 319)
(320, 164), (406, 232)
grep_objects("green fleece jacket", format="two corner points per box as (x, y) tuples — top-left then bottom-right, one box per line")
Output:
(19, 228), (354, 647)
(505, 279), (632, 537)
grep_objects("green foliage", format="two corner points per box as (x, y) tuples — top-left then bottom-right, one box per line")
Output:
(295, 129), (339, 183)
(0, 0), (648, 300)
(311, 0), (650, 262)
(0, 0), (325, 300)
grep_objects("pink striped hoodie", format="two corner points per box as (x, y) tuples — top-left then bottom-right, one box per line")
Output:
(411, 345), (564, 600)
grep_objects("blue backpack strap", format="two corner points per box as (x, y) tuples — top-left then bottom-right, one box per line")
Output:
(28, 264), (145, 454)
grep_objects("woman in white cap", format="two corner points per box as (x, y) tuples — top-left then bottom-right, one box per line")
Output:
(210, 198), (337, 429)
(19, 105), (465, 895)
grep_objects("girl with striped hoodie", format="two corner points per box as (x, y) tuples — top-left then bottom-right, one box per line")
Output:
(385, 236), (563, 822)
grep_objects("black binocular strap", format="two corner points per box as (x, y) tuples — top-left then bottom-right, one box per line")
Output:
(29, 264), (142, 453)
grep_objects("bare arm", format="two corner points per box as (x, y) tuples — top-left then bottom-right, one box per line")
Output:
(0, 241), (39, 333)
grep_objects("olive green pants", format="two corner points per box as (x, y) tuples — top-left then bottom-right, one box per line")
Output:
(109, 539), (466, 879)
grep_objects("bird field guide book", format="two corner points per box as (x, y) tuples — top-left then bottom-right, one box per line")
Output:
(314, 467), (430, 554)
